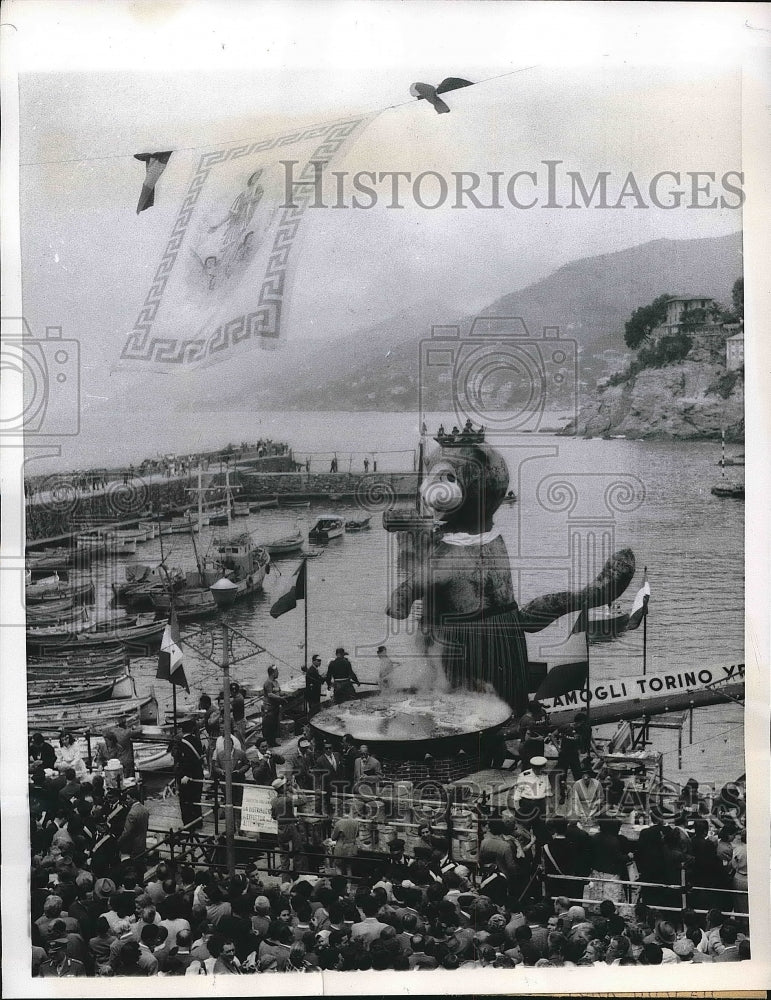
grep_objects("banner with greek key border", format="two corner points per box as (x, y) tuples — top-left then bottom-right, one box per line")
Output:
(120, 115), (374, 371)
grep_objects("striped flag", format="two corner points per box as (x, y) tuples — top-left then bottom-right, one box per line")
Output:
(156, 607), (188, 690)
(528, 611), (590, 700)
(627, 577), (651, 631)
(134, 151), (173, 213)
(270, 559), (307, 618)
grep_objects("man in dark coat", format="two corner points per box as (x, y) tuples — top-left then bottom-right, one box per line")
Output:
(117, 787), (149, 860)
(170, 725), (205, 830)
(325, 648), (360, 704)
(303, 655), (324, 716)
(542, 816), (589, 900)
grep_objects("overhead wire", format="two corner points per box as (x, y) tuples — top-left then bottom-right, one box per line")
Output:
(19, 63), (539, 168)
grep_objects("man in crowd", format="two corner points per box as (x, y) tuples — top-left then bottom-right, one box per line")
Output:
(117, 787), (149, 861)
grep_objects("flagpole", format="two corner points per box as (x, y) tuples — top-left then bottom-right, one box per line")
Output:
(642, 565), (648, 677)
(304, 558), (309, 673)
(158, 515), (178, 734)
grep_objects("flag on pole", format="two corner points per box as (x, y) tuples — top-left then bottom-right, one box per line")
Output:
(134, 151), (173, 213)
(156, 607), (189, 691)
(627, 578), (651, 630)
(270, 559), (307, 618)
(528, 611), (590, 700)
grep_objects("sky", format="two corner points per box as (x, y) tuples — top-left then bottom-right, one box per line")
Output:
(5, 1), (768, 469)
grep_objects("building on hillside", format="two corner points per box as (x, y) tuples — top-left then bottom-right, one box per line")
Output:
(725, 329), (744, 371)
(664, 296), (716, 333)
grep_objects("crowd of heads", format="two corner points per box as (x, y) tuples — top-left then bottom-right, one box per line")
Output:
(29, 848), (752, 977)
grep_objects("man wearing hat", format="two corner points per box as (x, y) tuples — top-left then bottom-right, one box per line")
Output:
(302, 654), (324, 716)
(325, 648), (360, 704)
(271, 775), (308, 880)
(37, 936), (86, 977)
(652, 919), (680, 963)
(512, 755), (552, 821)
(386, 838), (409, 882)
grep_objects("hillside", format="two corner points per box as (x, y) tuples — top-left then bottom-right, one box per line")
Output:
(196, 230), (743, 412)
(569, 360), (744, 441)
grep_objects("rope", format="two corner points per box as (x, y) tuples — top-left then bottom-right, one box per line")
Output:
(20, 64), (539, 168)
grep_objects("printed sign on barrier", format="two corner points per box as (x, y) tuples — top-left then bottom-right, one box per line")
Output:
(239, 785), (278, 835)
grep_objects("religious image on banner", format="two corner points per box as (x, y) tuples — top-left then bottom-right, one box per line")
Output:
(121, 115), (374, 370)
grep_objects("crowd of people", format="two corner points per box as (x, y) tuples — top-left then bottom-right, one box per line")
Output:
(28, 698), (752, 978)
(28, 845), (751, 976)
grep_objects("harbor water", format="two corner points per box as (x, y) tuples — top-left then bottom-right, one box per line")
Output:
(73, 413), (743, 790)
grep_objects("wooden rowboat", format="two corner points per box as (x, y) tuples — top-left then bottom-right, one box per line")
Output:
(27, 694), (159, 732)
(265, 529), (304, 556)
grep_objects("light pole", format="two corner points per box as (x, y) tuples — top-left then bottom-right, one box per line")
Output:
(209, 577), (239, 877)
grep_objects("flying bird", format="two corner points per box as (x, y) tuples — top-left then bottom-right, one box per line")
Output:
(410, 77), (474, 114)
(134, 151), (173, 213)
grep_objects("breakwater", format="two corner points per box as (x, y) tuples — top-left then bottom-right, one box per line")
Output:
(25, 466), (419, 544)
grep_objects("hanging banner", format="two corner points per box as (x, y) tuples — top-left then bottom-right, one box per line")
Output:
(121, 114), (374, 370)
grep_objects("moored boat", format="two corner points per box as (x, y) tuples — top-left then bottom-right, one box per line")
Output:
(26, 613), (165, 654)
(344, 516), (371, 532)
(232, 500), (250, 517)
(309, 515), (345, 543)
(27, 692), (159, 732)
(265, 528), (304, 555)
(150, 532), (271, 616)
(249, 495), (280, 511)
(587, 602), (630, 642)
(711, 483), (744, 499)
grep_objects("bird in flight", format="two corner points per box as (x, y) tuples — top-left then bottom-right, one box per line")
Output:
(410, 77), (474, 114)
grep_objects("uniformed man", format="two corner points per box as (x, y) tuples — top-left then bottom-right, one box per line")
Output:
(170, 724), (205, 830)
(325, 648), (360, 704)
(512, 755), (552, 822)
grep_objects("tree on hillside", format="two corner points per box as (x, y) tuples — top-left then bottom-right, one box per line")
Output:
(731, 276), (743, 322)
(623, 294), (671, 349)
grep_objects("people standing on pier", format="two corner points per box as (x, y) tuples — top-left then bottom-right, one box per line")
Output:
(363, 457), (370, 473)
(325, 648), (360, 704)
(302, 655), (324, 717)
(261, 666), (286, 747)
